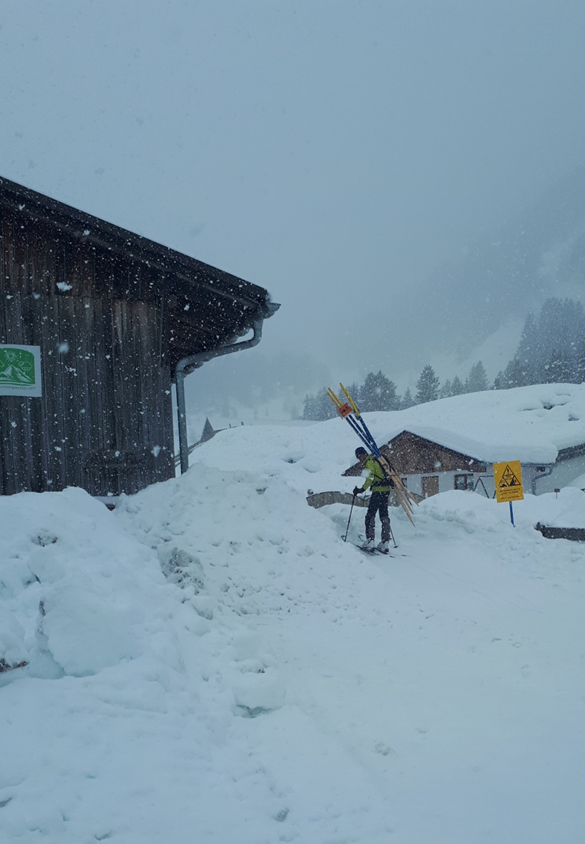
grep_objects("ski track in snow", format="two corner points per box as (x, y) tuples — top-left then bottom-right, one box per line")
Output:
(1, 420), (585, 843)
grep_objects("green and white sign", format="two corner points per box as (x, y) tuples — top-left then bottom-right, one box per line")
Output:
(0, 345), (42, 397)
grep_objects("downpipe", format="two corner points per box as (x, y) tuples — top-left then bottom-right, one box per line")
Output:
(531, 464), (553, 495)
(174, 316), (270, 474)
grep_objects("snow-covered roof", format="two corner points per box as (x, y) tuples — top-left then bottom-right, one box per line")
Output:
(567, 472), (585, 490)
(362, 383), (585, 465)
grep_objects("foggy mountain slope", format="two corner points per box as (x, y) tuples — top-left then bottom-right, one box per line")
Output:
(184, 166), (585, 416)
(408, 165), (585, 362)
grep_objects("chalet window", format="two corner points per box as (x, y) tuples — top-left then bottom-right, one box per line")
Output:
(454, 474), (474, 491)
(422, 476), (439, 497)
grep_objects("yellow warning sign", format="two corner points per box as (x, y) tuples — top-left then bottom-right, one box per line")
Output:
(493, 460), (524, 503)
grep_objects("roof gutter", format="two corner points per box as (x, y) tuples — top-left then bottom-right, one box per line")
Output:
(174, 303), (279, 474)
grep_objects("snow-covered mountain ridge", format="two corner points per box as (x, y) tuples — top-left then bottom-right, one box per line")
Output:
(2, 411), (585, 842)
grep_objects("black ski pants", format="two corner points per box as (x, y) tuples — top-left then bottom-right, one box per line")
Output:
(365, 491), (390, 542)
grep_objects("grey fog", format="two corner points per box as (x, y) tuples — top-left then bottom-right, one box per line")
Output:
(2, 0), (585, 422)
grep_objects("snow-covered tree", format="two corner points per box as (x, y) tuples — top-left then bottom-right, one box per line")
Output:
(302, 388), (337, 421)
(440, 379), (452, 399)
(450, 376), (464, 396)
(515, 312), (539, 385)
(415, 365), (440, 404)
(401, 387), (415, 409)
(544, 348), (574, 384)
(502, 298), (585, 386)
(359, 371), (400, 411)
(302, 393), (317, 420)
(576, 340), (585, 384)
(499, 357), (525, 389)
(465, 361), (489, 393)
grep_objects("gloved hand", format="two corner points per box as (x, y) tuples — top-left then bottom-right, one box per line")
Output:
(353, 486), (363, 496)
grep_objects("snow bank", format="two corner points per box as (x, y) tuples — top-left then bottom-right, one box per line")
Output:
(2, 418), (585, 843)
(0, 487), (178, 678)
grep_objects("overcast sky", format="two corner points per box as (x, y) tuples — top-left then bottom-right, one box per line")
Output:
(2, 0), (585, 386)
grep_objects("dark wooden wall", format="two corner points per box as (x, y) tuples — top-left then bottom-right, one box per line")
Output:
(343, 433), (487, 477)
(0, 211), (175, 496)
(383, 432), (487, 474)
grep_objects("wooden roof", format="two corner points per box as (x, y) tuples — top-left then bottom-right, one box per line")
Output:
(382, 431), (488, 474)
(0, 176), (277, 372)
(343, 434), (488, 477)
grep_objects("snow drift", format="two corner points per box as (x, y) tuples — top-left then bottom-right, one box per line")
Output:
(1, 417), (585, 843)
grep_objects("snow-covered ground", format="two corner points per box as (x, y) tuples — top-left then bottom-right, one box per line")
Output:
(2, 416), (585, 843)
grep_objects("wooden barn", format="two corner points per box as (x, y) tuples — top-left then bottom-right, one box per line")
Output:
(0, 176), (278, 498)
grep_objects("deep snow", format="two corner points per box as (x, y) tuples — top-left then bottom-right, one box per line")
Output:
(2, 413), (585, 843)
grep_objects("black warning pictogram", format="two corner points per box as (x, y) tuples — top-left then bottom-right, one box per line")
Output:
(498, 464), (521, 487)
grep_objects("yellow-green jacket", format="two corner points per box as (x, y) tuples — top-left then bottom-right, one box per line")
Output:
(360, 457), (392, 494)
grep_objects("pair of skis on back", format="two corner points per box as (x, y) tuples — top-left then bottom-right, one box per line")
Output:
(327, 383), (417, 526)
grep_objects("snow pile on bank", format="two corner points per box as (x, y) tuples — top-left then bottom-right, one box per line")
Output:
(2, 420), (585, 843)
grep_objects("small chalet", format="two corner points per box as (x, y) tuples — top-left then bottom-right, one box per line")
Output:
(0, 176), (278, 498)
(344, 384), (585, 498)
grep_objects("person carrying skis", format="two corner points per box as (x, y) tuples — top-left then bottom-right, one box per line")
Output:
(353, 446), (394, 553)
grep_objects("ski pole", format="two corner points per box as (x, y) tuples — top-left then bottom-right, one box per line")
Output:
(389, 523), (398, 549)
(342, 493), (357, 542)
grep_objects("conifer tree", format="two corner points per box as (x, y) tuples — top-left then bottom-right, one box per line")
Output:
(302, 393), (317, 420)
(576, 340), (585, 384)
(440, 379), (452, 399)
(450, 375), (464, 396)
(500, 357), (524, 389)
(545, 349), (573, 384)
(401, 388), (415, 409)
(465, 361), (489, 393)
(515, 313), (538, 385)
(315, 387), (337, 420)
(415, 365), (440, 404)
(360, 371), (400, 411)
(504, 298), (585, 386)
(302, 389), (337, 420)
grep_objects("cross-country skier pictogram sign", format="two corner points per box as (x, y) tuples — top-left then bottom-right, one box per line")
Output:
(493, 460), (524, 503)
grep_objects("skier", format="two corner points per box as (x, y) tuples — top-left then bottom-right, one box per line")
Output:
(352, 446), (394, 553)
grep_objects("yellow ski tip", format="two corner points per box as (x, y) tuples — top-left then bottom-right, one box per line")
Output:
(340, 382), (360, 415)
(327, 387), (342, 408)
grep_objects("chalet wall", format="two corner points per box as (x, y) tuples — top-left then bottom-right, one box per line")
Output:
(383, 432), (487, 474)
(398, 470), (482, 498)
(536, 456), (585, 494)
(0, 210), (174, 496)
